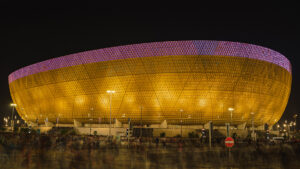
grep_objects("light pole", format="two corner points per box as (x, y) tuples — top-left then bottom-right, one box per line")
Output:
(57, 114), (60, 128)
(228, 108), (234, 122)
(250, 112), (255, 140)
(283, 123), (287, 137)
(293, 114), (298, 131)
(179, 109), (183, 137)
(4, 117), (8, 127)
(288, 122), (292, 139)
(10, 103), (17, 131)
(227, 107), (234, 137)
(89, 108), (93, 136)
(140, 106), (143, 138)
(107, 90), (115, 139)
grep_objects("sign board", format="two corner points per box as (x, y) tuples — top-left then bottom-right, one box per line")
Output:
(225, 137), (234, 148)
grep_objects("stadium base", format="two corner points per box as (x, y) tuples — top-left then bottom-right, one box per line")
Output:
(23, 122), (279, 139)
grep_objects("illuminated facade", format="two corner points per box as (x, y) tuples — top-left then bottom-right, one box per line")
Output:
(8, 41), (292, 127)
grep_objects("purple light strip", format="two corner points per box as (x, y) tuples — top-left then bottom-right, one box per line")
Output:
(8, 40), (291, 83)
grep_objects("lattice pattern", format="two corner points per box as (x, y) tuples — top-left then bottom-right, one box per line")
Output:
(8, 41), (292, 126)
(9, 40), (291, 83)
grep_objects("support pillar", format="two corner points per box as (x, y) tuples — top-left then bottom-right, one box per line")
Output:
(45, 121), (54, 127)
(204, 122), (211, 129)
(237, 122), (246, 130)
(27, 121), (38, 127)
(160, 120), (167, 128)
(225, 123), (230, 137)
(268, 125), (273, 131)
(73, 119), (82, 127)
(257, 125), (265, 131)
(115, 119), (122, 128)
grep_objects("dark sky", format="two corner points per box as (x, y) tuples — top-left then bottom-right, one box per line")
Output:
(0, 3), (299, 124)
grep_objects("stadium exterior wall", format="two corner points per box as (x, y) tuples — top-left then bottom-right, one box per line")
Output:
(8, 40), (292, 127)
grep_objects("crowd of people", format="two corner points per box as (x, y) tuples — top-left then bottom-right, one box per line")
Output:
(0, 130), (299, 169)
(0, 129), (298, 151)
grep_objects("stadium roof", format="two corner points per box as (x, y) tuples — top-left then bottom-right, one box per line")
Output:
(9, 40), (291, 83)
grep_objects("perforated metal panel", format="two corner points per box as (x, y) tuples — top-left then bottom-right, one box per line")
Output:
(8, 41), (292, 126)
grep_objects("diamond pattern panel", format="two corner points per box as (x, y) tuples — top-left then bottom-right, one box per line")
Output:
(9, 54), (291, 126)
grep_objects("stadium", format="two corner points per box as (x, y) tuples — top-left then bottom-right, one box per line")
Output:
(8, 40), (291, 136)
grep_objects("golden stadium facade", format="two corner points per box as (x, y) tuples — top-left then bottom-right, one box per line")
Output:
(8, 41), (292, 127)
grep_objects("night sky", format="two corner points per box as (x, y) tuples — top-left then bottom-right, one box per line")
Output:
(0, 3), (299, 125)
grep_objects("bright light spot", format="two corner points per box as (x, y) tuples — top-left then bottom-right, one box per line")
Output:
(75, 97), (85, 104)
(228, 107), (234, 111)
(126, 96), (134, 103)
(10, 103), (17, 107)
(107, 90), (115, 93)
(199, 99), (206, 106)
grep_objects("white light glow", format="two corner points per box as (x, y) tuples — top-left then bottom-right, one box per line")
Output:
(10, 103), (17, 107)
(228, 107), (234, 111)
(107, 90), (115, 93)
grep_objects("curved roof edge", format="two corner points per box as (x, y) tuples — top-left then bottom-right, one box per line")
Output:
(8, 40), (291, 83)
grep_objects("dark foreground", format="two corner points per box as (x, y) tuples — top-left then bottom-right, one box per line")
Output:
(1, 134), (300, 169)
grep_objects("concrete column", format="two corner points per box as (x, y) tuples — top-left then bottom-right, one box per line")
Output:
(160, 120), (168, 128)
(257, 125), (265, 130)
(28, 121), (38, 127)
(45, 121), (54, 127)
(73, 119), (82, 127)
(268, 125), (273, 131)
(204, 122), (211, 129)
(237, 122), (247, 130)
(115, 119), (122, 128)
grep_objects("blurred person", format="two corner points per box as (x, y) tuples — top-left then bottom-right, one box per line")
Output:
(155, 137), (159, 148)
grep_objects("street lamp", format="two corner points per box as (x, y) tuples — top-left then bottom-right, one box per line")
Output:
(250, 112), (255, 139)
(88, 109), (93, 136)
(179, 109), (183, 137)
(293, 114), (298, 131)
(4, 117), (8, 127)
(226, 107), (234, 137)
(10, 103), (17, 131)
(107, 90), (115, 139)
(228, 107), (234, 122)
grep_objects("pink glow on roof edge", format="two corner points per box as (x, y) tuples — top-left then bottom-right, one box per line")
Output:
(8, 40), (291, 83)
